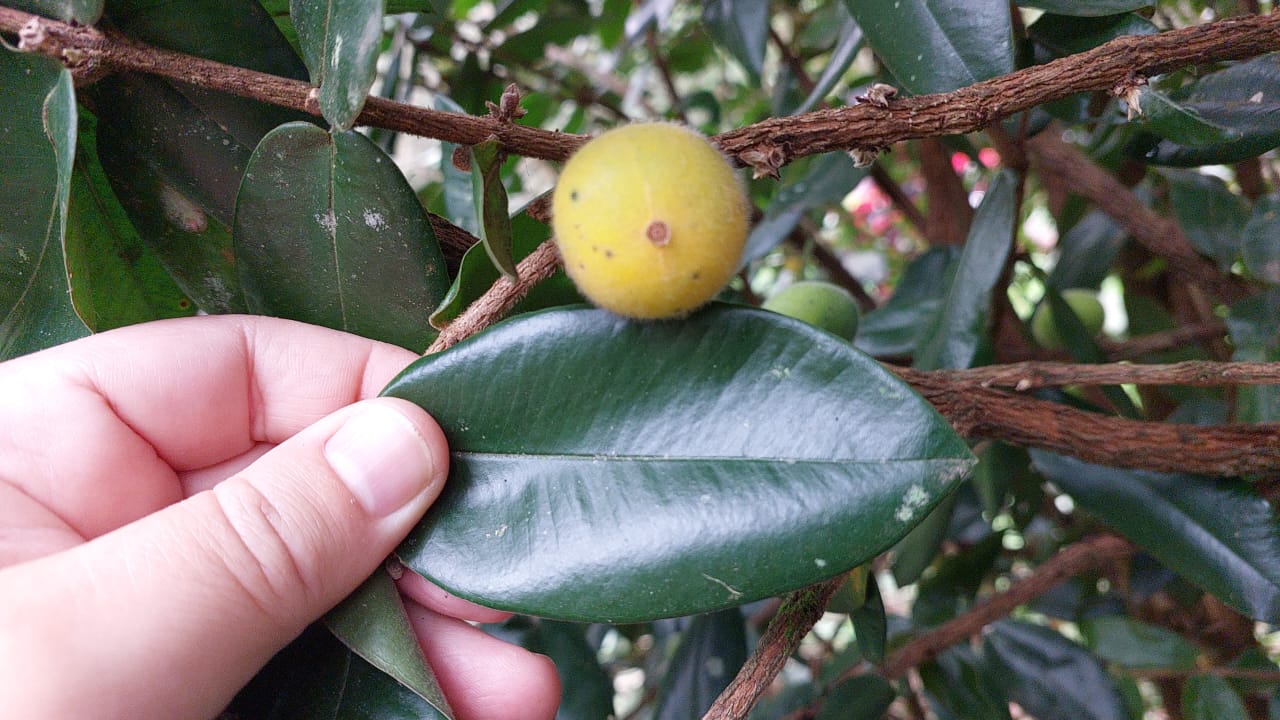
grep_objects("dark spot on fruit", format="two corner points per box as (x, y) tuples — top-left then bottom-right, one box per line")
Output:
(592, 244), (599, 253)
(646, 220), (671, 247)
(178, 299), (191, 309)
(604, 249), (614, 258)
(570, 190), (579, 202)
(577, 262), (585, 269)
(691, 271), (701, 280)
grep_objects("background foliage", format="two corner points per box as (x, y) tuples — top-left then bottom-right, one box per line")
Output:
(3, 0), (1280, 719)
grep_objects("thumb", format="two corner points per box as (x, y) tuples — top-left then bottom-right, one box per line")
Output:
(0, 398), (448, 720)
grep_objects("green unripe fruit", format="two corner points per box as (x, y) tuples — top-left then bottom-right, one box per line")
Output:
(1031, 288), (1105, 350)
(762, 281), (861, 341)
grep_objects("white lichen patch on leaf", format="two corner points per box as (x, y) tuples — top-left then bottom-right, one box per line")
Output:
(895, 484), (930, 523)
(363, 209), (388, 230)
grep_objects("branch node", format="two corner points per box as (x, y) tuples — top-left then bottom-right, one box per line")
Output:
(486, 82), (528, 123)
(304, 87), (321, 115)
(848, 146), (885, 168)
(17, 17), (48, 52)
(1113, 73), (1148, 120)
(856, 82), (899, 109)
(739, 142), (786, 179)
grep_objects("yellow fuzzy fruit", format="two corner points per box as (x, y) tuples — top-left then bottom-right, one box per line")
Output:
(552, 123), (749, 319)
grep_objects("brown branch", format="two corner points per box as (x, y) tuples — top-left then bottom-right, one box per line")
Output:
(920, 360), (1280, 391)
(874, 534), (1135, 681)
(894, 367), (1280, 476)
(703, 575), (847, 720)
(1025, 130), (1250, 303)
(425, 240), (561, 354)
(6, 8), (1280, 168)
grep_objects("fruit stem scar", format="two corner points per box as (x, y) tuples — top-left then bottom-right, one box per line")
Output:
(646, 220), (671, 247)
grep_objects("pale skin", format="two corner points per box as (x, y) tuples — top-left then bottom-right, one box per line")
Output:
(0, 315), (561, 720)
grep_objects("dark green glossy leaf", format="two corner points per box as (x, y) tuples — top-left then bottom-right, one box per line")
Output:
(743, 153), (866, 265)
(291, 0), (385, 131)
(793, 14), (863, 115)
(1131, 54), (1280, 167)
(385, 305), (974, 622)
(105, 0), (308, 158)
(702, 0), (768, 82)
(1137, 87), (1243, 147)
(654, 609), (748, 720)
(470, 138), (516, 279)
(227, 624), (446, 720)
(1017, 0), (1150, 15)
(1080, 615), (1199, 670)
(65, 110), (194, 331)
(235, 123), (449, 350)
(850, 573), (886, 664)
(1165, 171), (1249, 269)
(985, 619), (1127, 720)
(1048, 210), (1125, 291)
(921, 647), (1012, 720)
(1028, 12), (1156, 57)
(1226, 290), (1280, 425)
(845, 0), (1013, 96)
(892, 492), (958, 587)
(1243, 194), (1280, 285)
(1032, 451), (1280, 621)
(0, 48), (88, 360)
(815, 675), (895, 720)
(324, 571), (453, 718)
(912, 531), (1003, 626)
(7, 0), (102, 23)
(854, 248), (957, 358)
(434, 95), (480, 236)
(429, 208), (582, 329)
(1041, 287), (1141, 419)
(1185, 675), (1248, 720)
(89, 74), (247, 314)
(827, 566), (870, 614)
(915, 170), (1016, 371)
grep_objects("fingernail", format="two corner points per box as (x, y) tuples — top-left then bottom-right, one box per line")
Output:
(325, 404), (437, 517)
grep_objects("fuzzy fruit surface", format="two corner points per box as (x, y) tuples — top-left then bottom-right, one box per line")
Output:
(552, 123), (749, 319)
(1031, 288), (1105, 350)
(763, 280), (861, 341)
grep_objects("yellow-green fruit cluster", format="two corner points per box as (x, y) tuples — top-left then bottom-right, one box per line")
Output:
(552, 123), (749, 319)
(1030, 288), (1105, 350)
(762, 280), (861, 341)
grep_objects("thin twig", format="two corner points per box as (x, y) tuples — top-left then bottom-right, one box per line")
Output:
(1100, 320), (1230, 361)
(702, 576), (847, 720)
(873, 535), (1135, 681)
(425, 240), (561, 354)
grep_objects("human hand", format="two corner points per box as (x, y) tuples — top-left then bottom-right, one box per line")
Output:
(0, 316), (560, 720)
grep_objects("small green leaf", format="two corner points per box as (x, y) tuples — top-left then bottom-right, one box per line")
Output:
(1242, 195), (1280, 285)
(235, 123), (450, 351)
(744, 153), (867, 265)
(469, 138), (517, 279)
(985, 619), (1128, 720)
(654, 609), (748, 720)
(920, 647), (1012, 720)
(792, 13), (863, 115)
(1137, 88), (1244, 146)
(0, 48), (88, 360)
(915, 170), (1016, 372)
(1226, 290), (1280, 425)
(1017, 0), (1150, 15)
(815, 675), (896, 720)
(385, 305), (974, 622)
(324, 571), (453, 718)
(702, 0), (769, 82)
(1081, 616), (1201, 670)
(850, 574), (887, 664)
(846, 0), (1013, 96)
(65, 110), (195, 331)
(1028, 12), (1156, 57)
(291, 0), (386, 130)
(1041, 287), (1141, 419)
(429, 206), (582, 330)
(7, 0), (102, 23)
(1048, 210), (1126, 291)
(1131, 54), (1280, 167)
(1032, 451), (1280, 621)
(1165, 171), (1249, 269)
(854, 248), (957, 358)
(1184, 675), (1248, 720)
(227, 624), (446, 720)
